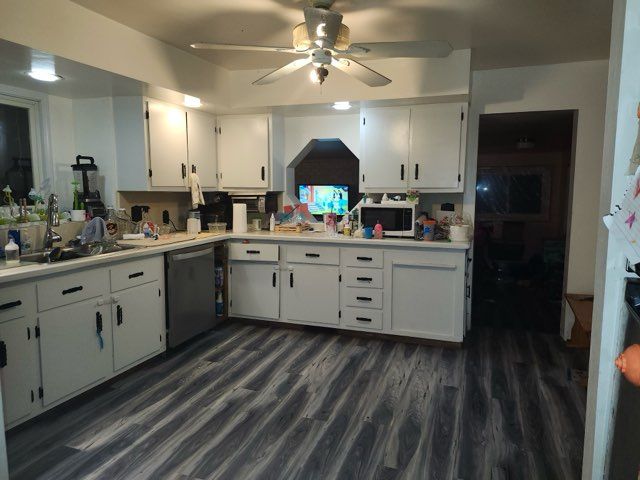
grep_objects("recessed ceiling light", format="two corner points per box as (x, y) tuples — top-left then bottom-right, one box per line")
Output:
(27, 69), (63, 82)
(184, 95), (202, 108)
(332, 101), (351, 111)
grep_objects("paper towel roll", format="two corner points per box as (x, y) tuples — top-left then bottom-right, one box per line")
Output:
(232, 204), (248, 233)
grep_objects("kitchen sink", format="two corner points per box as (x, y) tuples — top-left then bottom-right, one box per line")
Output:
(20, 243), (138, 264)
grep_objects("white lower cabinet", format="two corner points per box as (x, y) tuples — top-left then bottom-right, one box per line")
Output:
(390, 260), (464, 341)
(0, 316), (38, 425)
(112, 280), (164, 371)
(285, 264), (340, 325)
(229, 262), (280, 320)
(39, 298), (112, 406)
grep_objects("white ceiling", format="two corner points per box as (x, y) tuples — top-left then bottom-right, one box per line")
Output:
(71, 0), (612, 71)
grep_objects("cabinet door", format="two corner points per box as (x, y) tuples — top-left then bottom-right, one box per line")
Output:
(409, 103), (464, 190)
(187, 110), (218, 189)
(0, 317), (38, 425)
(112, 281), (164, 371)
(391, 262), (462, 341)
(229, 262), (279, 319)
(218, 115), (269, 189)
(147, 99), (188, 188)
(285, 264), (340, 325)
(39, 299), (112, 406)
(362, 107), (410, 191)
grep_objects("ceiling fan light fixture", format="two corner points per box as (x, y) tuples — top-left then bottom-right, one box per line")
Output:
(332, 101), (351, 110)
(310, 66), (329, 84)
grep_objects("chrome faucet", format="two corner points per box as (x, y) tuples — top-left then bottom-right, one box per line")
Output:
(43, 193), (62, 250)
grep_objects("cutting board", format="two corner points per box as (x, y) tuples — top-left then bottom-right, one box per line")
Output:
(118, 233), (198, 248)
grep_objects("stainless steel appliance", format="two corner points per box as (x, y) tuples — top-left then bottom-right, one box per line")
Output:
(358, 202), (416, 238)
(165, 244), (218, 348)
(72, 155), (106, 218)
(609, 279), (640, 478)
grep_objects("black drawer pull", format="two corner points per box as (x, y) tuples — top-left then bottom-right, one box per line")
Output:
(272, 272), (277, 287)
(415, 163), (419, 180)
(261, 166), (265, 181)
(246, 250), (261, 255)
(62, 286), (83, 295)
(0, 300), (22, 310)
(305, 253), (320, 258)
(0, 341), (6, 368)
(356, 256), (373, 262)
(96, 312), (104, 350)
(356, 296), (372, 302)
(116, 305), (123, 325)
(356, 277), (373, 282)
(128, 271), (144, 279)
(290, 272), (294, 288)
(400, 164), (405, 181)
(356, 317), (372, 322)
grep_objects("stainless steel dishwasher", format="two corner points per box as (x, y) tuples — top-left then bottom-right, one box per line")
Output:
(165, 243), (217, 348)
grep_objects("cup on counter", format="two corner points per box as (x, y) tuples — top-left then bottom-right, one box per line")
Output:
(252, 218), (262, 231)
(422, 220), (436, 241)
(363, 226), (374, 239)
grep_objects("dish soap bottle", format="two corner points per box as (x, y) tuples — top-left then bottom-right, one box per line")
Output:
(4, 237), (20, 265)
(374, 220), (384, 239)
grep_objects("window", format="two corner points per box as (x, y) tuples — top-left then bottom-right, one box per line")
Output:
(0, 102), (33, 200)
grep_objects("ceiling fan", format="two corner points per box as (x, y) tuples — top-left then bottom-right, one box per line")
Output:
(191, 0), (452, 87)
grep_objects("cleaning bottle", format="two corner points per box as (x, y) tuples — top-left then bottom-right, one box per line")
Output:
(215, 291), (224, 317)
(4, 237), (20, 265)
(269, 213), (275, 232)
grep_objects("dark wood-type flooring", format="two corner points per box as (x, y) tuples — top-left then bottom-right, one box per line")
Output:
(7, 320), (587, 479)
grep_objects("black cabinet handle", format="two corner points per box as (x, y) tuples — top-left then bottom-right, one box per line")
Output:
(290, 272), (294, 288)
(0, 300), (21, 310)
(356, 277), (373, 282)
(0, 341), (6, 368)
(261, 166), (265, 181)
(415, 164), (419, 180)
(356, 317), (372, 322)
(128, 271), (144, 279)
(305, 253), (320, 258)
(356, 256), (372, 262)
(272, 272), (277, 287)
(62, 286), (83, 295)
(246, 250), (261, 255)
(181, 163), (187, 179)
(116, 305), (123, 325)
(96, 312), (103, 333)
(400, 164), (405, 181)
(356, 296), (372, 302)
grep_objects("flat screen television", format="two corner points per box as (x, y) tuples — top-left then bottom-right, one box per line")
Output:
(298, 184), (349, 216)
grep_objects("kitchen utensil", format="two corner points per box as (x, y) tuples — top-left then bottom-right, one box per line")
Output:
(363, 226), (373, 239)
(252, 218), (263, 230)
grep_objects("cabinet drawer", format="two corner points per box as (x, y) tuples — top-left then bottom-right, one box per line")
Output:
(286, 245), (339, 265)
(342, 307), (382, 330)
(37, 269), (109, 312)
(343, 268), (383, 289)
(342, 249), (383, 268)
(110, 256), (163, 292)
(229, 243), (279, 262)
(343, 287), (383, 309)
(0, 284), (33, 322)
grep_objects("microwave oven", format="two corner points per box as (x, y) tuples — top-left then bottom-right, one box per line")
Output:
(358, 203), (416, 238)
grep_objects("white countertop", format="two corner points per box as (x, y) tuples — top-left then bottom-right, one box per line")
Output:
(0, 231), (470, 285)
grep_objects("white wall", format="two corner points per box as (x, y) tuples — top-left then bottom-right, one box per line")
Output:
(584, 0), (640, 477)
(462, 60), (609, 336)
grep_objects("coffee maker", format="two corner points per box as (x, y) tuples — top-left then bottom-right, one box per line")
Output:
(72, 155), (106, 218)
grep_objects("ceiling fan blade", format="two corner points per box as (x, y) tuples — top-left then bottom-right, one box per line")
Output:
(346, 40), (452, 59)
(331, 57), (391, 87)
(253, 57), (312, 85)
(303, 6), (343, 48)
(190, 43), (304, 54)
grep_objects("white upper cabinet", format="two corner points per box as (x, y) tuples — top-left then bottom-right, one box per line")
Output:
(361, 107), (410, 191)
(360, 103), (467, 193)
(114, 97), (218, 192)
(187, 110), (218, 189)
(217, 114), (283, 191)
(409, 103), (466, 191)
(147, 99), (189, 188)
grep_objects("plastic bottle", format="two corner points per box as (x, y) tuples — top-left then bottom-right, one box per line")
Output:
(374, 220), (384, 239)
(269, 213), (275, 232)
(4, 237), (20, 265)
(215, 291), (224, 317)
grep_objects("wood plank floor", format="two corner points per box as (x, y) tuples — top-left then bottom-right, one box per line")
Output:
(7, 320), (587, 480)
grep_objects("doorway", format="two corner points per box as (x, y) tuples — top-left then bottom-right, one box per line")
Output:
(472, 110), (575, 333)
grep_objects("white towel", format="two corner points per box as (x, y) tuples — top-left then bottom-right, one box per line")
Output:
(189, 172), (205, 209)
